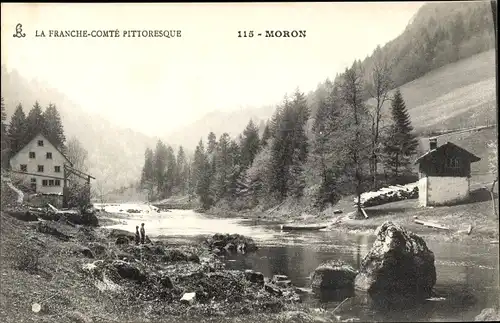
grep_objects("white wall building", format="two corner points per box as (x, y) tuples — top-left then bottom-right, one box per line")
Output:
(9, 133), (72, 194)
(415, 138), (480, 207)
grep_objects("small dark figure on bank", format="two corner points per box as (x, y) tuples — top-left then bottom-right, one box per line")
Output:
(135, 226), (140, 245)
(140, 223), (146, 244)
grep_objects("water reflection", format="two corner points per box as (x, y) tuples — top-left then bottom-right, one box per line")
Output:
(101, 206), (499, 322)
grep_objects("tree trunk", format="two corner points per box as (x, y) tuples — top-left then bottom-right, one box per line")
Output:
(491, 1), (497, 40)
(373, 117), (380, 188)
(394, 154), (399, 180)
(490, 178), (498, 218)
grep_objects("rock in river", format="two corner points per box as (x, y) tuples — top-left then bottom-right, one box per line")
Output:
(354, 221), (436, 305)
(311, 260), (357, 294)
(205, 233), (258, 254)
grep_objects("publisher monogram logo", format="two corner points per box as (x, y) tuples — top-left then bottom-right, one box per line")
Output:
(12, 23), (26, 38)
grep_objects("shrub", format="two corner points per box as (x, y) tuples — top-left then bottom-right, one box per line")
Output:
(15, 246), (40, 273)
(67, 181), (92, 212)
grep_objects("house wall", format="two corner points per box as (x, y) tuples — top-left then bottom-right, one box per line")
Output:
(9, 134), (68, 194)
(417, 177), (428, 207)
(425, 176), (470, 206)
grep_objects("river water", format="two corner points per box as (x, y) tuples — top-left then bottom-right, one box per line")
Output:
(100, 206), (499, 322)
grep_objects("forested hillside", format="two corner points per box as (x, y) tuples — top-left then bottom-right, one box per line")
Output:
(139, 1), (497, 213)
(308, 1), (496, 117)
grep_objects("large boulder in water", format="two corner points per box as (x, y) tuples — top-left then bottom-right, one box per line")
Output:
(354, 221), (436, 305)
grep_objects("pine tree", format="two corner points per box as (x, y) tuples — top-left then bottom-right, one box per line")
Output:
(311, 80), (343, 208)
(153, 140), (168, 197)
(193, 139), (213, 209)
(163, 145), (177, 197)
(26, 101), (46, 143)
(140, 148), (155, 189)
(191, 139), (204, 193)
(269, 90), (310, 200)
(227, 139), (243, 201)
(175, 146), (188, 195)
(8, 103), (27, 156)
(268, 103), (284, 135)
(261, 122), (271, 147)
(270, 98), (292, 200)
(0, 97), (6, 126)
(382, 89), (419, 179)
(288, 89), (310, 197)
(207, 132), (217, 155)
(42, 103), (66, 150)
(240, 120), (260, 169)
(215, 133), (231, 199)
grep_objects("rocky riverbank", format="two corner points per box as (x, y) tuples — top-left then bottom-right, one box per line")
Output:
(0, 208), (342, 323)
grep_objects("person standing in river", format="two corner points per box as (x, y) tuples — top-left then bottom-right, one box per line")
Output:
(140, 223), (146, 244)
(135, 226), (140, 245)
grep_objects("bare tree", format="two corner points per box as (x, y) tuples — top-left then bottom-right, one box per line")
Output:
(66, 136), (89, 172)
(366, 59), (392, 188)
(339, 65), (372, 217)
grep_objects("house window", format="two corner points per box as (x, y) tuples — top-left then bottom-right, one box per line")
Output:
(46, 152), (52, 159)
(54, 166), (61, 173)
(29, 152), (36, 159)
(30, 178), (36, 191)
(42, 180), (48, 186)
(38, 165), (44, 172)
(55, 179), (61, 186)
(447, 157), (460, 169)
(48, 180), (54, 186)
(20, 164), (27, 172)
(38, 140), (44, 147)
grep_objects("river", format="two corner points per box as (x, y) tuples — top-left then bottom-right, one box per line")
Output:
(99, 205), (500, 322)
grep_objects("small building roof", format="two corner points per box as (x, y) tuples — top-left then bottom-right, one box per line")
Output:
(11, 132), (73, 166)
(414, 141), (481, 165)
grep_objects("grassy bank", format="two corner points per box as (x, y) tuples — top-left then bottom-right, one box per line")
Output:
(204, 186), (498, 243)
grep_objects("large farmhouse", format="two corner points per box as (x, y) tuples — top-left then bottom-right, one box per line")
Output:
(9, 133), (73, 195)
(415, 137), (481, 207)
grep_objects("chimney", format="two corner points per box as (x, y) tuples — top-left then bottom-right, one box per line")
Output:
(429, 137), (437, 151)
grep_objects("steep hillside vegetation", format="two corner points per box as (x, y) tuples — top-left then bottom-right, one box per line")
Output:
(369, 49), (496, 135)
(308, 1), (496, 119)
(361, 1), (495, 93)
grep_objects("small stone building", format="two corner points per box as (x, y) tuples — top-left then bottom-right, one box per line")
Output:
(415, 137), (480, 207)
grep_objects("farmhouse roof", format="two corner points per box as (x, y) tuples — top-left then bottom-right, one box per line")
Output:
(414, 141), (481, 164)
(11, 132), (73, 166)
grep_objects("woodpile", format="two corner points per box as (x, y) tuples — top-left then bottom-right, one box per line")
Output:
(355, 184), (419, 207)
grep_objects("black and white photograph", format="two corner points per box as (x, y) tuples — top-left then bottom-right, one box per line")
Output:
(0, 1), (498, 322)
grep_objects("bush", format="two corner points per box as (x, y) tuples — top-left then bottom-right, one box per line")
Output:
(15, 247), (40, 273)
(67, 181), (92, 212)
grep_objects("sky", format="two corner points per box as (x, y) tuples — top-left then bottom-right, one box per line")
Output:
(1, 2), (426, 136)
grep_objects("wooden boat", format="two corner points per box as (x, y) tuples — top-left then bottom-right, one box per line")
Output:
(414, 219), (450, 230)
(280, 224), (327, 231)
